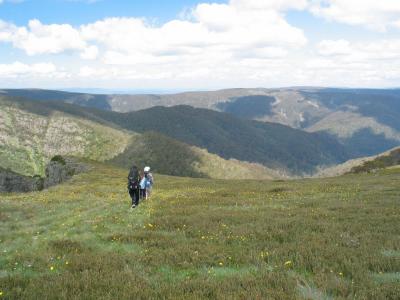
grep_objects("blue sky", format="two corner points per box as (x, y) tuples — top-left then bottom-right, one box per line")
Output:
(0, 0), (399, 90)
(0, 0), (223, 25)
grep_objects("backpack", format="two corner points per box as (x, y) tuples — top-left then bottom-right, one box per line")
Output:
(127, 166), (139, 190)
(145, 173), (153, 188)
(139, 176), (146, 189)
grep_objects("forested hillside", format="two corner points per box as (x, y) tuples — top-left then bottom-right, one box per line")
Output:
(5, 97), (351, 174)
(0, 97), (278, 179)
(3, 87), (400, 160)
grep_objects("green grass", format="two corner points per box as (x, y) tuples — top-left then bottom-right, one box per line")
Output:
(0, 164), (399, 299)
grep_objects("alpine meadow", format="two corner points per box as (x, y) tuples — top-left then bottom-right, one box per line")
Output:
(1, 0), (400, 299)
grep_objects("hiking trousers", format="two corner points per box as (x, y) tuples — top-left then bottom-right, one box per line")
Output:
(129, 188), (140, 206)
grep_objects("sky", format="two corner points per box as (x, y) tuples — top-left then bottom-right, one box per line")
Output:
(0, 0), (400, 91)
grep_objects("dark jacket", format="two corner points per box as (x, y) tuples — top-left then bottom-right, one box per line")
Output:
(127, 166), (140, 190)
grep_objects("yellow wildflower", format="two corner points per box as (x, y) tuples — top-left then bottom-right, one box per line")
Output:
(219, 262), (223, 266)
(50, 266), (54, 271)
(284, 260), (292, 266)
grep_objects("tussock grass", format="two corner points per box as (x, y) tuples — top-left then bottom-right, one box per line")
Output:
(0, 164), (399, 299)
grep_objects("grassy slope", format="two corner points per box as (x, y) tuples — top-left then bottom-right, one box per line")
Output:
(0, 163), (399, 299)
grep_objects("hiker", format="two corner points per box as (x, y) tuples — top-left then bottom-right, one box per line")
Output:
(144, 166), (154, 199)
(139, 170), (147, 200)
(127, 165), (140, 208)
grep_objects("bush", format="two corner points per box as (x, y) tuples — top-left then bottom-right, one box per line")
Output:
(50, 155), (66, 166)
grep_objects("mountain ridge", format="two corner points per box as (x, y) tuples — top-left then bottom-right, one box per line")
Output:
(0, 96), (281, 179)
(3, 96), (350, 174)
(2, 87), (399, 160)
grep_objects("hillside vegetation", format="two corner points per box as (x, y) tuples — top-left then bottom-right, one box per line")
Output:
(0, 89), (112, 110)
(315, 146), (400, 178)
(101, 105), (350, 174)
(0, 97), (130, 176)
(0, 98), (277, 180)
(25, 99), (349, 174)
(5, 88), (400, 171)
(5, 87), (399, 159)
(350, 147), (400, 174)
(110, 132), (281, 179)
(0, 162), (399, 299)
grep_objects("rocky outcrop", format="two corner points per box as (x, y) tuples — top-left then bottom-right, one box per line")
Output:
(0, 156), (88, 193)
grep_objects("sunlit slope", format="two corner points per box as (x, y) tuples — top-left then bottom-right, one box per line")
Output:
(83, 105), (350, 174)
(316, 146), (400, 177)
(0, 97), (131, 176)
(0, 163), (399, 299)
(109, 132), (281, 179)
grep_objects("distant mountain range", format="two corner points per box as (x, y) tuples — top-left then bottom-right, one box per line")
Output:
(1, 87), (399, 177)
(0, 96), (283, 179)
(1, 87), (399, 159)
(0, 95), (351, 177)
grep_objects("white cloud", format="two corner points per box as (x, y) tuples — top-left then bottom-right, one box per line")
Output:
(317, 39), (400, 60)
(0, 19), (96, 59)
(78, 1), (307, 68)
(310, 0), (400, 31)
(79, 66), (104, 77)
(9, 19), (86, 55)
(1, 1), (400, 88)
(0, 20), (17, 41)
(0, 61), (57, 77)
(80, 45), (99, 60)
(1, 1), (307, 65)
(317, 39), (353, 56)
(299, 38), (400, 87)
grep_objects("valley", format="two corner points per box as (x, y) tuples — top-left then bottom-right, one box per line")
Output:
(0, 95), (352, 178)
(2, 87), (400, 160)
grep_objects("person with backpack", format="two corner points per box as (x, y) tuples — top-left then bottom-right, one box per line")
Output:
(127, 165), (140, 208)
(139, 170), (147, 200)
(143, 166), (154, 199)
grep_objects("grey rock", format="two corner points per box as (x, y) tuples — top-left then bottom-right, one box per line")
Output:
(0, 169), (43, 192)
